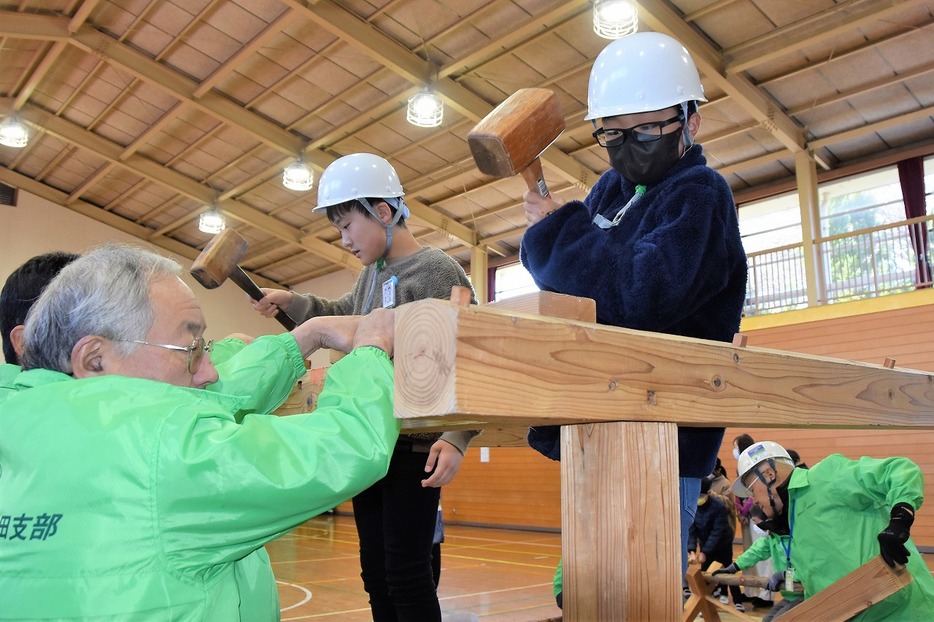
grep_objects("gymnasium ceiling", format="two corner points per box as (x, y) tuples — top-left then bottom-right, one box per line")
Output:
(1, 0), (932, 288)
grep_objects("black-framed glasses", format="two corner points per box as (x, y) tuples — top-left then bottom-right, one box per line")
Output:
(592, 114), (683, 147)
(118, 337), (213, 373)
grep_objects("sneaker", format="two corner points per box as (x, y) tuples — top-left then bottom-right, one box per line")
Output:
(735, 603), (746, 612)
(719, 595), (729, 604)
(751, 597), (774, 608)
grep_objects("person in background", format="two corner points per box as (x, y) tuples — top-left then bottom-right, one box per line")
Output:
(253, 153), (479, 622)
(0, 243), (400, 621)
(730, 440), (934, 620)
(1, 251), (80, 368)
(732, 433), (755, 460)
(688, 478), (746, 612)
(786, 448), (808, 469)
(521, 31), (747, 606)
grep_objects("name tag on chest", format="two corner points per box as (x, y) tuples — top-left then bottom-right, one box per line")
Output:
(382, 275), (398, 308)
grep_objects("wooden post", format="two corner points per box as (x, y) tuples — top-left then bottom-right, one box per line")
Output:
(563, 421), (680, 621)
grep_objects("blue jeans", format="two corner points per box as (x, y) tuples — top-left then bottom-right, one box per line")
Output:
(680, 476), (700, 583)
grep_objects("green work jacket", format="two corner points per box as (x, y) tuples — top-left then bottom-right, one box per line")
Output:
(736, 533), (800, 601)
(0, 338), (398, 621)
(787, 454), (934, 620)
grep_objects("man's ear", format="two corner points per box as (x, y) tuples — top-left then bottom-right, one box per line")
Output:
(10, 324), (26, 361)
(71, 335), (107, 378)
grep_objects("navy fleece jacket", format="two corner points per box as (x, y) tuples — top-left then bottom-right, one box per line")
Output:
(520, 145), (747, 476)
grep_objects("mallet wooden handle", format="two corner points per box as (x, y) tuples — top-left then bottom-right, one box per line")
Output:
(519, 158), (549, 197)
(702, 572), (771, 589)
(229, 268), (297, 330)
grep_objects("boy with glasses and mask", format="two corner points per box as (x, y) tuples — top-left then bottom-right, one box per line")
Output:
(521, 32), (747, 606)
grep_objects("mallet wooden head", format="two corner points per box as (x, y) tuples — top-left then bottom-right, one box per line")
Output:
(190, 228), (249, 289)
(467, 88), (565, 196)
(190, 228), (298, 330)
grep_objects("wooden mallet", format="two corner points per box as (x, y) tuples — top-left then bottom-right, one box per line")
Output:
(190, 228), (297, 330)
(467, 88), (565, 197)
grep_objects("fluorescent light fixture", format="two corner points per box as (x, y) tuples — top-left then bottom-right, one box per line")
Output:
(283, 159), (314, 191)
(0, 117), (29, 148)
(198, 206), (226, 234)
(593, 0), (639, 40)
(406, 91), (444, 128)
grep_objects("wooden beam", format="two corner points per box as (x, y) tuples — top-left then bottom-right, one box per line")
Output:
(467, 291), (596, 447)
(394, 298), (934, 431)
(778, 557), (912, 622)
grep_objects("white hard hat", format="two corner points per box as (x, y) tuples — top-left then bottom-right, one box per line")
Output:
(732, 441), (794, 498)
(313, 153), (404, 213)
(585, 31), (707, 121)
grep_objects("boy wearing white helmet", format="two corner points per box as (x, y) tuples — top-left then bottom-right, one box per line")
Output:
(253, 153), (478, 621)
(724, 441), (934, 620)
(520, 32), (747, 604)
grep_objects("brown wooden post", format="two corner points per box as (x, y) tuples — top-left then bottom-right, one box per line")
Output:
(563, 421), (681, 621)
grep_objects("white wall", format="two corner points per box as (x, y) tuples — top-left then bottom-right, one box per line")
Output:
(0, 190), (356, 368)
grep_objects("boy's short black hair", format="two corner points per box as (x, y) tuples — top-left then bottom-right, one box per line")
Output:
(325, 198), (407, 227)
(1, 251), (80, 364)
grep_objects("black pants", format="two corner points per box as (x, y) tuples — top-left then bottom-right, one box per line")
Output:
(352, 446), (442, 622)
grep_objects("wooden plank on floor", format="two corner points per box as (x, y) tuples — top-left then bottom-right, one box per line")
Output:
(777, 557), (912, 622)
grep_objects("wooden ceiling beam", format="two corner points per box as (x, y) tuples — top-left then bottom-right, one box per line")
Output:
(724, 0), (929, 74)
(0, 167), (199, 262)
(300, 0), (599, 193)
(13, 40), (68, 108)
(637, 0), (807, 154)
(16, 103), (352, 268)
(193, 8), (296, 98)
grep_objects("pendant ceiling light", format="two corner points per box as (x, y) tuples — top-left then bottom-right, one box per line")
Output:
(406, 90), (444, 128)
(593, 0), (639, 40)
(0, 116), (29, 148)
(283, 159), (314, 191)
(198, 206), (226, 234)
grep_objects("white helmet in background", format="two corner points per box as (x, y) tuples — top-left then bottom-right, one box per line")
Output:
(585, 31), (707, 121)
(732, 441), (794, 498)
(313, 153), (406, 214)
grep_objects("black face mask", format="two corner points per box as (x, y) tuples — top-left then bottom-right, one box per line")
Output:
(607, 129), (684, 186)
(755, 513), (790, 536)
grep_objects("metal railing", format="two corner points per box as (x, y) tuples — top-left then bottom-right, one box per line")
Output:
(743, 215), (934, 317)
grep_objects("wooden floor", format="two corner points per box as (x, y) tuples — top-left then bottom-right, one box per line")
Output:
(270, 513), (934, 621)
(270, 513), (564, 621)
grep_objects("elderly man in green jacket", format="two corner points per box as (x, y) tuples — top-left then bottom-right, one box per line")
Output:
(0, 243), (400, 621)
(731, 441), (934, 621)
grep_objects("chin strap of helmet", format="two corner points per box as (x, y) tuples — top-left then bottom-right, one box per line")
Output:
(749, 457), (783, 517)
(680, 101), (695, 150)
(357, 197), (411, 260)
